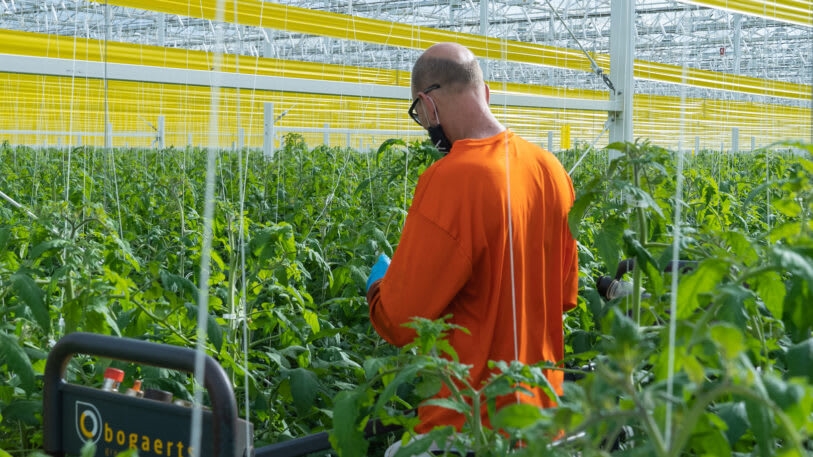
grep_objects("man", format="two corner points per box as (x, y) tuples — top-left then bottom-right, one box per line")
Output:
(365, 42), (579, 437)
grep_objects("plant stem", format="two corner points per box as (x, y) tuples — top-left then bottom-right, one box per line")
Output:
(632, 161), (647, 325)
(127, 297), (195, 345)
(667, 381), (806, 457)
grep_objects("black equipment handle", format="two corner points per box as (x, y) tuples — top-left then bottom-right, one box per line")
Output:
(596, 258), (697, 300)
(43, 332), (239, 457)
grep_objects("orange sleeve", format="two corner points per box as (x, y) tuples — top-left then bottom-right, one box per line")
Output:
(368, 209), (472, 347)
(561, 174), (579, 312)
(562, 237), (579, 311)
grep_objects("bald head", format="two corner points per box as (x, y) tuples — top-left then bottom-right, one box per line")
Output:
(411, 43), (484, 96)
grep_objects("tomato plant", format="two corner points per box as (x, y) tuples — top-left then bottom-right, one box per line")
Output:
(0, 137), (811, 456)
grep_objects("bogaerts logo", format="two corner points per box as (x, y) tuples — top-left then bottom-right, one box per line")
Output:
(73, 400), (194, 456)
(76, 401), (103, 443)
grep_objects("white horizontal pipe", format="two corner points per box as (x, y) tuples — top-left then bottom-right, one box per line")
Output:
(1, 54), (621, 112)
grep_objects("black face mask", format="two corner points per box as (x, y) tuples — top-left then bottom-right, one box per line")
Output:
(427, 124), (453, 153)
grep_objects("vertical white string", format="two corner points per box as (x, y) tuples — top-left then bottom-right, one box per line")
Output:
(495, 12), (520, 374)
(238, 138), (252, 457)
(505, 135), (519, 368)
(664, 15), (690, 448)
(190, 0), (226, 455)
(224, 0), (254, 446)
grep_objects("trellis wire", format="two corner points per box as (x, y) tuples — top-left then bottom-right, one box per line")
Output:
(189, 1), (227, 456)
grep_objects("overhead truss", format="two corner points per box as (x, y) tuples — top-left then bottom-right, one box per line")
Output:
(1, 0), (811, 106)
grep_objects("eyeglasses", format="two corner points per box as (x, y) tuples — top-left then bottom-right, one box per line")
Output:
(408, 84), (441, 126)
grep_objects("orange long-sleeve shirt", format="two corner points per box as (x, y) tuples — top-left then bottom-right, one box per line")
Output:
(367, 130), (578, 433)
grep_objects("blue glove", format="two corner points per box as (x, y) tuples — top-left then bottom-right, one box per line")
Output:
(366, 254), (391, 292)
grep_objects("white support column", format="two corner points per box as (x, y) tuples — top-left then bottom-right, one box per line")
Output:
(263, 0), (276, 58)
(547, 131), (553, 151)
(751, 136), (756, 151)
(608, 0), (635, 144)
(238, 128), (245, 150)
(264, 102), (275, 157)
(105, 123), (113, 150)
(157, 15), (165, 46)
(479, 0), (491, 80)
(157, 115), (165, 149)
(323, 123), (330, 146)
(695, 136), (700, 154)
(732, 15), (742, 74)
(731, 127), (739, 153)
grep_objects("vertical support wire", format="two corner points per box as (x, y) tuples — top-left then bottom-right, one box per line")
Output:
(664, 12), (690, 448)
(233, 2), (254, 447)
(493, 3), (521, 388)
(238, 119), (252, 457)
(190, 0), (227, 455)
(103, 2), (124, 240)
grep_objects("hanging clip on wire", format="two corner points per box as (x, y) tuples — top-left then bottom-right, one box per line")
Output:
(544, 0), (616, 95)
(597, 67), (617, 95)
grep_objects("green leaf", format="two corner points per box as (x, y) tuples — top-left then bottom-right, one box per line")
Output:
(716, 402), (749, 446)
(681, 353), (705, 386)
(80, 441), (96, 457)
(692, 412), (733, 457)
(769, 222), (803, 244)
(744, 396), (773, 457)
(676, 259), (730, 319)
(329, 390), (369, 457)
(161, 269), (199, 299)
(771, 245), (813, 285)
(750, 270), (785, 319)
(0, 227), (10, 253)
(2, 399), (41, 425)
(114, 450), (139, 457)
(414, 376), (442, 398)
(785, 338), (813, 383)
(29, 238), (70, 260)
(715, 284), (751, 330)
(372, 364), (421, 413)
(421, 397), (470, 414)
(375, 138), (407, 166)
(709, 323), (745, 360)
(207, 313), (223, 352)
(595, 217), (624, 275)
(763, 375), (803, 412)
(722, 231), (758, 265)
(492, 403), (544, 430)
(288, 368), (319, 416)
(10, 271), (50, 333)
(773, 197), (801, 218)
(362, 357), (387, 381)
(567, 190), (598, 239)
(783, 280), (813, 343)
(0, 333), (35, 391)
(621, 231), (662, 295)
(624, 185), (664, 218)
(303, 309), (320, 334)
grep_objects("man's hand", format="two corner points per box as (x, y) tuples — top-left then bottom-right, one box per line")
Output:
(366, 253), (391, 292)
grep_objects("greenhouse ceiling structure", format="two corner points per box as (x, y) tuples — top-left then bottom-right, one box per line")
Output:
(0, 0), (811, 151)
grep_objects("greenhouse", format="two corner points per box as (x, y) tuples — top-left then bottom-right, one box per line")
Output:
(2, 0), (810, 150)
(0, 0), (812, 456)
